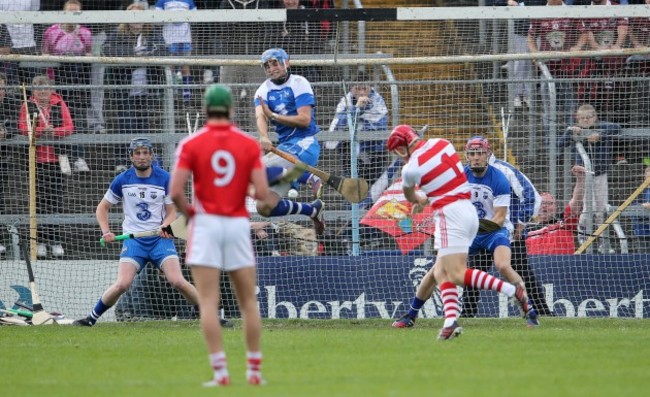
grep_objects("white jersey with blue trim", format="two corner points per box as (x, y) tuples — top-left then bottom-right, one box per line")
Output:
(104, 166), (173, 234)
(254, 74), (320, 142)
(464, 165), (514, 233)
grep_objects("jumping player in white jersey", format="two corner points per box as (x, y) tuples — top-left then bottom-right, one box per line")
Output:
(73, 138), (203, 327)
(464, 136), (539, 326)
(254, 48), (325, 235)
(386, 125), (531, 340)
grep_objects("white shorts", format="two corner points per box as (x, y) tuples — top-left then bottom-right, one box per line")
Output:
(185, 214), (255, 271)
(433, 199), (478, 257)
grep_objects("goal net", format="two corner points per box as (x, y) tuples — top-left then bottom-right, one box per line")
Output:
(0, 2), (649, 322)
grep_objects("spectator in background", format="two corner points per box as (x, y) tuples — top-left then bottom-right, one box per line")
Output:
(18, 74), (75, 259)
(0, 23), (10, 56)
(307, 0), (335, 51)
(103, 2), (166, 172)
(626, 2), (650, 126)
(495, 0), (546, 110)
(155, 0), (197, 102)
(559, 104), (619, 253)
(526, 165), (586, 254)
(528, 0), (588, 132)
(633, 166), (650, 252)
(628, 1), (650, 50)
(331, 71), (389, 206)
(216, 0), (277, 131)
(277, 0), (324, 83)
(580, 0), (629, 122)
(251, 221), (281, 256)
(41, 0), (92, 173)
(0, 72), (18, 257)
(0, 0), (40, 85)
(80, 0), (128, 135)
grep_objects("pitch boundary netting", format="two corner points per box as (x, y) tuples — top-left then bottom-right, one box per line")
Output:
(1, 5), (649, 322)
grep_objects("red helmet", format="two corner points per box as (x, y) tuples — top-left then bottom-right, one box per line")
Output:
(386, 125), (419, 151)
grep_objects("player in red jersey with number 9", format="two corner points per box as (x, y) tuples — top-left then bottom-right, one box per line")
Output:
(170, 84), (269, 387)
(387, 125), (532, 340)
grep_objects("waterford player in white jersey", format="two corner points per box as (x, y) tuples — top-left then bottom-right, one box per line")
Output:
(464, 136), (539, 326)
(254, 48), (325, 235)
(73, 138), (201, 326)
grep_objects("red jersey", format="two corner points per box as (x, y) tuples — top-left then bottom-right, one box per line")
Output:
(529, 18), (582, 53)
(175, 122), (263, 218)
(528, 18), (583, 77)
(401, 138), (470, 210)
(526, 204), (579, 255)
(582, 2), (628, 49)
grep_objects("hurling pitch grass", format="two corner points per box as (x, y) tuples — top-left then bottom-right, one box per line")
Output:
(1, 319), (649, 397)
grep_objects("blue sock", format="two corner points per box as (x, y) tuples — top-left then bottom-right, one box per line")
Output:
(297, 171), (311, 185)
(269, 199), (316, 217)
(408, 297), (426, 318)
(89, 298), (111, 324)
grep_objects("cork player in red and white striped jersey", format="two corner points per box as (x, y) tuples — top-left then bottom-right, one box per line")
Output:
(387, 125), (531, 340)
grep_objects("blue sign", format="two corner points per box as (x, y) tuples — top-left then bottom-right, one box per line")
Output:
(255, 254), (650, 319)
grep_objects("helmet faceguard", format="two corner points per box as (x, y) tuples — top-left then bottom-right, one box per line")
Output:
(261, 48), (290, 84)
(129, 137), (153, 155)
(465, 136), (490, 174)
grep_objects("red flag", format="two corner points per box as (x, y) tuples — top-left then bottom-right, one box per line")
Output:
(360, 179), (435, 254)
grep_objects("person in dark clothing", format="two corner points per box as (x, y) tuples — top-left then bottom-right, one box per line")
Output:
(558, 103), (620, 253)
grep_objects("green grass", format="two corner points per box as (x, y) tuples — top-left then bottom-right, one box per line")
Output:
(1, 319), (649, 397)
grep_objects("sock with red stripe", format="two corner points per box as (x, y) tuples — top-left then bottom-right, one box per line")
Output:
(209, 351), (229, 384)
(246, 351), (263, 384)
(439, 282), (460, 328)
(464, 268), (515, 297)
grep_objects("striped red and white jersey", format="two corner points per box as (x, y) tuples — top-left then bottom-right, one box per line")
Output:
(401, 138), (470, 210)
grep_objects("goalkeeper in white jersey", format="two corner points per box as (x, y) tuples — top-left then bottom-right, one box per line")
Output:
(463, 136), (539, 326)
(74, 138), (224, 326)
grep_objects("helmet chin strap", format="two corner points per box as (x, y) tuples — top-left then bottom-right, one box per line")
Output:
(271, 71), (290, 85)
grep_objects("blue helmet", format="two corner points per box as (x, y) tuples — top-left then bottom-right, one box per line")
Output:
(261, 48), (289, 67)
(129, 137), (153, 154)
